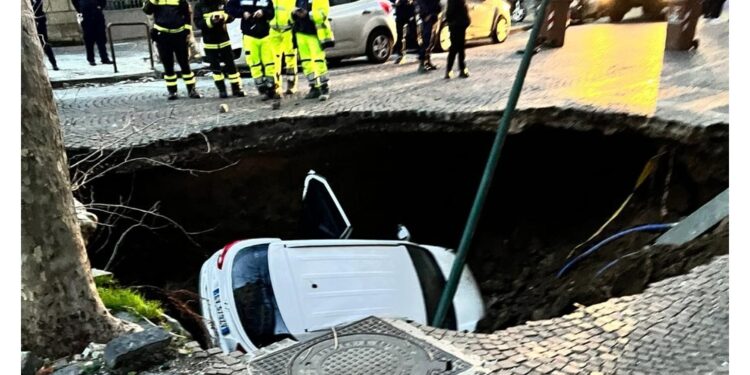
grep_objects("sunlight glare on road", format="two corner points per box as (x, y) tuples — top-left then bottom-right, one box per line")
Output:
(553, 22), (666, 115)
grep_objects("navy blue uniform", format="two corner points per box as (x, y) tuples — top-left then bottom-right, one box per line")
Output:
(33, 0), (57, 69)
(72, 0), (111, 64)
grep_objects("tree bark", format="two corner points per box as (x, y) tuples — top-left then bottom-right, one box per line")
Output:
(21, 0), (131, 358)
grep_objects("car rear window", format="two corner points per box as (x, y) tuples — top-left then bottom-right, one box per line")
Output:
(231, 244), (292, 348)
(405, 245), (457, 330)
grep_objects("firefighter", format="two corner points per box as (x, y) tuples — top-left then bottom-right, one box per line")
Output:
(226, 0), (277, 100)
(269, 0), (298, 95)
(72, 0), (112, 66)
(291, 0), (334, 100)
(143, 0), (203, 100)
(194, 0), (246, 98)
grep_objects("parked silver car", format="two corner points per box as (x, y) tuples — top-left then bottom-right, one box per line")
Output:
(197, 0), (398, 66)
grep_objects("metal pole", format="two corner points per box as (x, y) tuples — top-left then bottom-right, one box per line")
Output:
(106, 22), (156, 74)
(431, 0), (553, 328)
(107, 23), (118, 73)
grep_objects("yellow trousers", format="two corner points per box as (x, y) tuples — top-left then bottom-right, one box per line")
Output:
(268, 29), (297, 77)
(243, 35), (276, 90)
(296, 32), (328, 88)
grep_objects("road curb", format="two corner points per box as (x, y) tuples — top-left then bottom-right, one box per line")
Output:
(50, 71), (158, 88)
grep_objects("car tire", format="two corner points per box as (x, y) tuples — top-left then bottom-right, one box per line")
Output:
(366, 28), (393, 63)
(435, 23), (450, 53)
(491, 15), (509, 44)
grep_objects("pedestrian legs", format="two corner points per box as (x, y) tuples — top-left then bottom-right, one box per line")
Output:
(281, 30), (298, 94)
(418, 16), (438, 71)
(36, 22), (58, 70)
(155, 34), (179, 98)
(297, 32), (329, 100)
(394, 17), (408, 57)
(155, 31), (201, 99)
(244, 34), (271, 96)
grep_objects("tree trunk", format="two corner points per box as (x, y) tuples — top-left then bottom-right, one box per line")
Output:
(21, 0), (131, 358)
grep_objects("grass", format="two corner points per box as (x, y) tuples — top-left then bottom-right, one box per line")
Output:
(96, 283), (165, 320)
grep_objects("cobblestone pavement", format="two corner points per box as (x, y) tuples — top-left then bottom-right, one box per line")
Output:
(159, 255), (727, 374)
(47, 40), (156, 85)
(415, 255), (729, 375)
(55, 17), (728, 150)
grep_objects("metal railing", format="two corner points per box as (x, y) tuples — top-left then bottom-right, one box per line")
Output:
(106, 22), (154, 73)
(105, 0), (143, 10)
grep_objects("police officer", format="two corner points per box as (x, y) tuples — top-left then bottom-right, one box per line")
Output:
(415, 0), (440, 73)
(292, 0), (333, 100)
(269, 0), (298, 95)
(227, 0), (277, 100)
(33, 0), (58, 71)
(194, 0), (246, 98)
(391, 0), (415, 64)
(143, 0), (203, 100)
(72, 0), (112, 66)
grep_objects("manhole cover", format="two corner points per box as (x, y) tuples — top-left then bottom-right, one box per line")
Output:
(290, 334), (446, 375)
(248, 316), (476, 375)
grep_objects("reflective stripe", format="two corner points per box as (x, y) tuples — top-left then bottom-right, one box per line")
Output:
(213, 73), (225, 81)
(151, 0), (181, 5)
(183, 78), (196, 84)
(164, 74), (178, 80)
(154, 24), (190, 33)
(165, 81), (178, 86)
(241, 0), (267, 5)
(271, 25), (292, 31)
(203, 40), (232, 49)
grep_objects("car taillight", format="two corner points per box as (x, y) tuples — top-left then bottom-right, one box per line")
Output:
(378, 0), (392, 14)
(217, 240), (239, 270)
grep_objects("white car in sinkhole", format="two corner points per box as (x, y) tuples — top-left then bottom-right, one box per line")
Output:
(199, 171), (485, 354)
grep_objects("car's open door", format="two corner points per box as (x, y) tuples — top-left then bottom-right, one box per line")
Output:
(299, 171), (352, 239)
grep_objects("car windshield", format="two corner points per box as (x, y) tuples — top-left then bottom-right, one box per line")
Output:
(231, 244), (291, 348)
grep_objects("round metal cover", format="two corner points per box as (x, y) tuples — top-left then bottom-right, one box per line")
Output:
(289, 333), (448, 375)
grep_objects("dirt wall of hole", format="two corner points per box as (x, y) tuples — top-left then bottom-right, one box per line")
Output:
(78, 123), (728, 332)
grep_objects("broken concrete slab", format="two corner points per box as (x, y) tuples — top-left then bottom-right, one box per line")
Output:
(655, 189), (729, 246)
(104, 327), (172, 370)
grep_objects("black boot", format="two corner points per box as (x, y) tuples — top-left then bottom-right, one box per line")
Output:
(459, 68), (470, 78)
(167, 86), (178, 100)
(305, 85), (322, 99)
(186, 83), (203, 99)
(231, 82), (246, 97)
(215, 80), (228, 98)
(319, 83), (330, 101)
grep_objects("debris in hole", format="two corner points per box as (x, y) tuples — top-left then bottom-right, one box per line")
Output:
(199, 171), (485, 353)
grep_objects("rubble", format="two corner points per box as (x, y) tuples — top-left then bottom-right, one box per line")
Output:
(103, 327), (172, 371)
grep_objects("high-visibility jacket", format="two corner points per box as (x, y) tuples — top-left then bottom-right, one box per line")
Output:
(271, 0), (295, 31)
(194, 0), (235, 47)
(143, 0), (192, 33)
(292, 0), (334, 47)
(226, 0), (275, 39)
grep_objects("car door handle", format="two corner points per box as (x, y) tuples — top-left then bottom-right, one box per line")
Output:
(362, 10), (372, 14)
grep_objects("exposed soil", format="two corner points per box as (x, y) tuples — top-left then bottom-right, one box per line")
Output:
(71, 112), (728, 338)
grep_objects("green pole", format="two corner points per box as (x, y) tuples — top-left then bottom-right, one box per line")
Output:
(432, 0), (554, 328)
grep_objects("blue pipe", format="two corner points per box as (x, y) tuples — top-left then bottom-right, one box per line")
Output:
(556, 223), (678, 278)
(594, 249), (643, 277)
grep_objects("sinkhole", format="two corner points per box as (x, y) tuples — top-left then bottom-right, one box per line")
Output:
(71, 112), (728, 341)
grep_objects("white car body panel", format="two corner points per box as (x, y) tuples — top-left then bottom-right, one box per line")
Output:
(201, 237), (485, 354)
(268, 240), (427, 334)
(422, 245), (485, 332)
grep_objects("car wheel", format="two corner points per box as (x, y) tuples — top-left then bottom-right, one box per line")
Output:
(491, 15), (509, 43)
(366, 28), (393, 63)
(436, 24), (451, 53)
